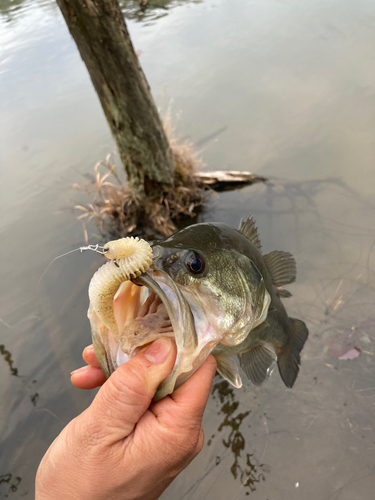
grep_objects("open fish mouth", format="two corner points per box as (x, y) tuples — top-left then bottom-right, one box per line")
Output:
(89, 217), (308, 395)
(113, 270), (217, 400)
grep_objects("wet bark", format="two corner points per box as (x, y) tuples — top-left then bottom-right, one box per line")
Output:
(56, 0), (175, 195)
(196, 171), (267, 191)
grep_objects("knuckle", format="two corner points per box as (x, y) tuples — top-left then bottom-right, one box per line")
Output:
(96, 361), (152, 416)
(115, 361), (152, 401)
(174, 410), (203, 434)
(159, 403), (203, 433)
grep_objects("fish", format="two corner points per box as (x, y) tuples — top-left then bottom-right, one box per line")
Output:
(88, 215), (308, 401)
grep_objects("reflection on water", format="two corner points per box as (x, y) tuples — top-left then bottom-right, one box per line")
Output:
(0, 474), (22, 498)
(1, 0), (375, 498)
(0, 0), (24, 21)
(0, 0), (199, 24)
(182, 378), (268, 499)
(119, 0), (201, 23)
(0, 343), (19, 377)
(1, 176), (375, 499)
(30, 392), (39, 407)
(212, 380), (268, 495)
(0, 0), (55, 23)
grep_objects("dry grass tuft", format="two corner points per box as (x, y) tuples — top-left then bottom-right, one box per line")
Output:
(75, 121), (207, 239)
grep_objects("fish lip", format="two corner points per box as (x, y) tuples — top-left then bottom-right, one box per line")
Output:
(132, 269), (199, 400)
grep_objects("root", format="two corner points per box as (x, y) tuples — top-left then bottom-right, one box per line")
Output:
(75, 137), (206, 239)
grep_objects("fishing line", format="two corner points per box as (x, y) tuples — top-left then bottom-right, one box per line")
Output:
(38, 244), (106, 285)
(0, 316), (41, 329)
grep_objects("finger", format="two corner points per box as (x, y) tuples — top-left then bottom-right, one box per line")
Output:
(152, 355), (217, 429)
(85, 337), (177, 443)
(71, 365), (106, 389)
(82, 344), (101, 368)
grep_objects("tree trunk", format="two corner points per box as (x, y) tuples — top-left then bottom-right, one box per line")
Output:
(56, 0), (175, 196)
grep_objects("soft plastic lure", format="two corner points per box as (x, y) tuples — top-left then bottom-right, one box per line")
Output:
(88, 237), (153, 340)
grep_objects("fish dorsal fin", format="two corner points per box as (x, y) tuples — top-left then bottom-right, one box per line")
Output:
(214, 354), (243, 388)
(263, 251), (296, 287)
(238, 344), (276, 386)
(238, 214), (262, 252)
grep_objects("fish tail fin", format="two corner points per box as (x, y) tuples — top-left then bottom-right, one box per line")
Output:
(277, 318), (309, 388)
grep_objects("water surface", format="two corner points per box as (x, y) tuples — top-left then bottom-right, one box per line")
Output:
(1, 0), (375, 498)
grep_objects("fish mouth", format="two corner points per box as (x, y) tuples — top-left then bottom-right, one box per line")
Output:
(113, 270), (217, 401)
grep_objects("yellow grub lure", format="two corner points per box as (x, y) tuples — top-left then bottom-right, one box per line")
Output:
(88, 237), (153, 341)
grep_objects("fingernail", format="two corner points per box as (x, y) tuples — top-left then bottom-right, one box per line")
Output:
(144, 338), (172, 365)
(71, 366), (88, 376)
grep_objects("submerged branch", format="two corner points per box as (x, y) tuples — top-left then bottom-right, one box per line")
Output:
(196, 171), (267, 191)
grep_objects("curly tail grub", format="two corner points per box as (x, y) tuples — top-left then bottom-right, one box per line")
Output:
(88, 237), (153, 340)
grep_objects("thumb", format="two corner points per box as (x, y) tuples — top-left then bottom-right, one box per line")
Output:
(85, 337), (176, 443)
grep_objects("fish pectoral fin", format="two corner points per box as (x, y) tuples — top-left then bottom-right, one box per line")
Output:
(264, 251), (296, 287)
(277, 288), (292, 298)
(277, 318), (309, 388)
(214, 354), (243, 388)
(238, 214), (262, 252)
(238, 344), (276, 386)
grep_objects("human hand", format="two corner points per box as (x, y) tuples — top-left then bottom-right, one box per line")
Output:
(35, 338), (217, 500)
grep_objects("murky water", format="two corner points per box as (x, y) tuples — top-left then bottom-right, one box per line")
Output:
(1, 0), (375, 498)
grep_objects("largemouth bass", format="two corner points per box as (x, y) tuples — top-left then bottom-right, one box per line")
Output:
(88, 215), (308, 400)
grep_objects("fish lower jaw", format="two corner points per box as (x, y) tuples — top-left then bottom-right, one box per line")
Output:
(93, 273), (212, 399)
(120, 330), (176, 359)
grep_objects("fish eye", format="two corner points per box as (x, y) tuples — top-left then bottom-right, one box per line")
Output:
(186, 252), (205, 275)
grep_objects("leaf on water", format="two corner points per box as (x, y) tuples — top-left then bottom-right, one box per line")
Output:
(337, 346), (362, 360)
(324, 344), (362, 361)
